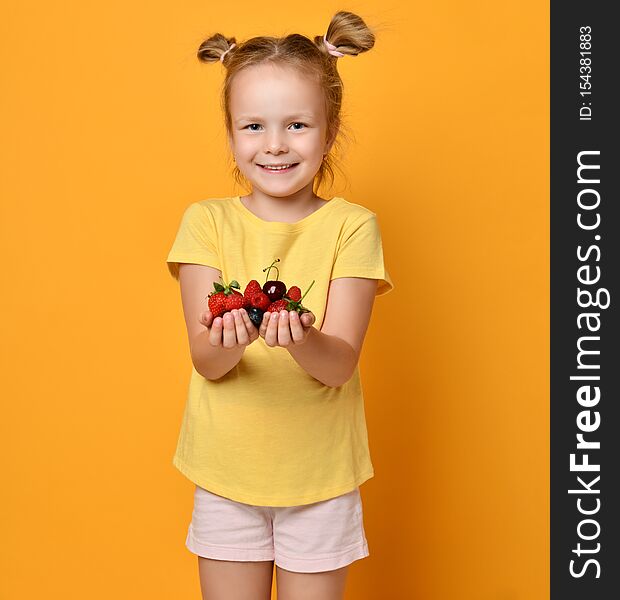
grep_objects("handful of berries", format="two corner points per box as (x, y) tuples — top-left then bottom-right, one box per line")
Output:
(206, 258), (315, 329)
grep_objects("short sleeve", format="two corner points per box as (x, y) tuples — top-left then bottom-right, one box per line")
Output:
(166, 202), (221, 281)
(330, 214), (394, 296)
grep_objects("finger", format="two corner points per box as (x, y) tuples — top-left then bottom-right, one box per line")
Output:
(200, 310), (213, 327)
(264, 311), (279, 347)
(209, 316), (223, 346)
(278, 310), (292, 347)
(239, 308), (257, 341)
(222, 312), (236, 348)
(289, 311), (305, 344)
(300, 312), (315, 328)
(232, 309), (249, 345)
(258, 311), (270, 338)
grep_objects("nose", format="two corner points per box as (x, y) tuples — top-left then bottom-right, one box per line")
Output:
(264, 130), (288, 154)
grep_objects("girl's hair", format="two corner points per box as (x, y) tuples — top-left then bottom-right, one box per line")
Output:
(196, 11), (376, 195)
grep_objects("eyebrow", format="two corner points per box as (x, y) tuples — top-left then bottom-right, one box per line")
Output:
(234, 114), (315, 123)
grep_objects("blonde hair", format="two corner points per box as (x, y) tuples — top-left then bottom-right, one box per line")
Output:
(197, 11), (376, 196)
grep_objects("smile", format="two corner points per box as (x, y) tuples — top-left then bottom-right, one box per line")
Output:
(257, 163), (299, 172)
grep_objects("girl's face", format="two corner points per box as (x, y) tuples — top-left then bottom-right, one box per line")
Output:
(227, 62), (333, 199)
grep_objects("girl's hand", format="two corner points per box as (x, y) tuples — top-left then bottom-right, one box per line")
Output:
(259, 310), (316, 348)
(199, 308), (260, 349)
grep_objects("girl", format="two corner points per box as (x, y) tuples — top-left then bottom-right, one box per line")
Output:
(166, 11), (394, 600)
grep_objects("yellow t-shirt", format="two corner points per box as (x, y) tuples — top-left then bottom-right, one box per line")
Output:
(166, 195), (394, 506)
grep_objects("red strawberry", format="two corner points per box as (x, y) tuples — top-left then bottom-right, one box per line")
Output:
(208, 292), (227, 318)
(252, 292), (271, 311)
(286, 286), (302, 302)
(267, 299), (291, 313)
(206, 277), (243, 318)
(243, 279), (262, 308)
(225, 290), (245, 311)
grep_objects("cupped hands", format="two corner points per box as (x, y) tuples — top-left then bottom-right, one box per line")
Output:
(199, 309), (316, 349)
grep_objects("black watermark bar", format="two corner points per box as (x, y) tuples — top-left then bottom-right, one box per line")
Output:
(551, 1), (619, 598)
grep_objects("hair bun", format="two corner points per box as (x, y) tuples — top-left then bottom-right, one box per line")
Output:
(197, 34), (237, 64)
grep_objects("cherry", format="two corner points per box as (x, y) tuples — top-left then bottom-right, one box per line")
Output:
(262, 258), (287, 301)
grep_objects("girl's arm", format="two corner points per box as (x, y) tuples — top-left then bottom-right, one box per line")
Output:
(285, 277), (378, 387)
(177, 263), (248, 380)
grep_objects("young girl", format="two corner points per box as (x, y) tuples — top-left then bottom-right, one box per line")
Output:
(166, 11), (394, 600)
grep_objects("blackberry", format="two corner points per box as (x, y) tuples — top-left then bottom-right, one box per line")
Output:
(247, 307), (265, 328)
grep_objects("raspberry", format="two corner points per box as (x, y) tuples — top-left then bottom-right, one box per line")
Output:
(243, 279), (262, 308)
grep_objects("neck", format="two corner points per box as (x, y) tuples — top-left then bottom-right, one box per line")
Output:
(242, 185), (327, 222)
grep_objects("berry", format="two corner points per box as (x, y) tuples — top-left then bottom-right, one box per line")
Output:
(225, 290), (245, 311)
(206, 277), (242, 318)
(262, 258), (287, 300)
(243, 279), (262, 308)
(208, 293), (227, 319)
(252, 292), (271, 310)
(267, 299), (291, 313)
(247, 307), (264, 328)
(282, 280), (316, 315)
(287, 286), (302, 302)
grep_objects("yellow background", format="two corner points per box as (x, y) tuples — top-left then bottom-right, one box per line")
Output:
(0, 1), (548, 598)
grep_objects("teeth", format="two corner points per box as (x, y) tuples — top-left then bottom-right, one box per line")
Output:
(262, 164), (294, 170)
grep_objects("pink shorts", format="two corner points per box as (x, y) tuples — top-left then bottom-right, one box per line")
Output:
(185, 485), (369, 573)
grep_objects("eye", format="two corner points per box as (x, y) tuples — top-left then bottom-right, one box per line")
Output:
(243, 122), (307, 131)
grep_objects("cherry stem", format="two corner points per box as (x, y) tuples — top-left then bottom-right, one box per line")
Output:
(299, 279), (315, 304)
(263, 258), (281, 284)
